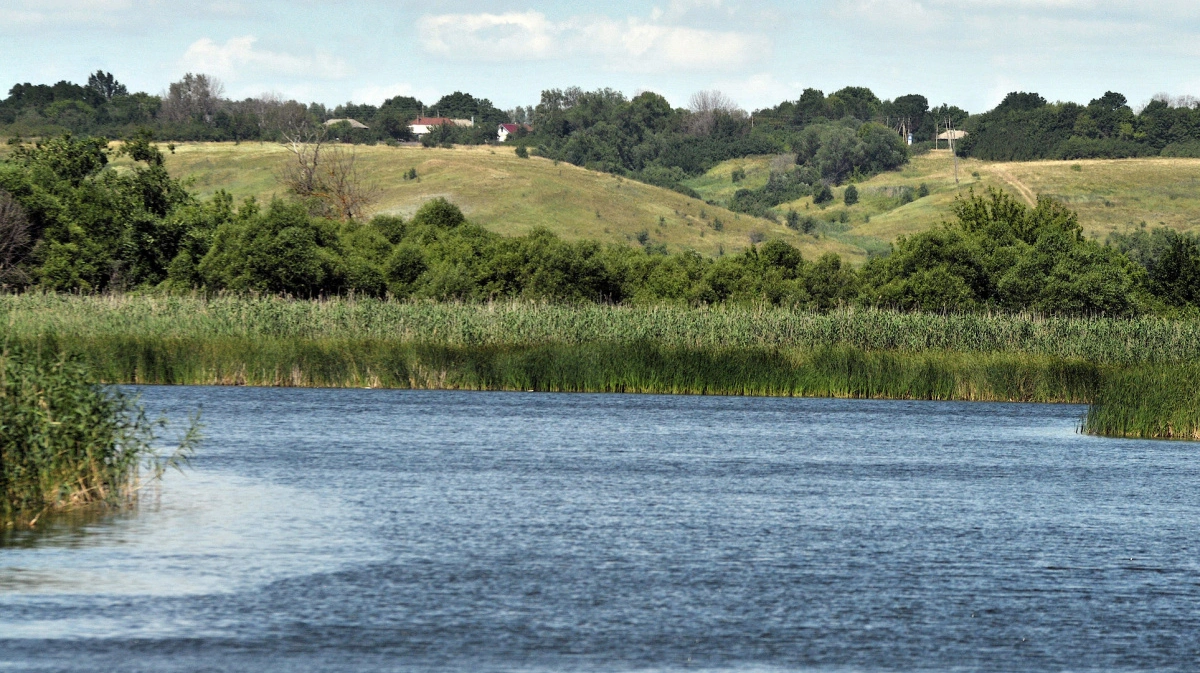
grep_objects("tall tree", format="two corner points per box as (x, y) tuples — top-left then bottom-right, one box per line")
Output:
(87, 71), (127, 101)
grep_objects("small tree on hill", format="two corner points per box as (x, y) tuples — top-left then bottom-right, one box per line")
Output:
(844, 184), (859, 206)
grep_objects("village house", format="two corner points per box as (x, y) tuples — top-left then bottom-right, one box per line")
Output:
(409, 117), (474, 137)
(497, 123), (532, 142)
(323, 118), (369, 129)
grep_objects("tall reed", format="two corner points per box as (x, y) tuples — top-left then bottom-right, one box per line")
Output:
(0, 347), (198, 525)
(1083, 366), (1200, 440)
(3, 293), (1199, 364)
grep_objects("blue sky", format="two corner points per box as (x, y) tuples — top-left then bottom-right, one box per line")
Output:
(2, 0), (1199, 113)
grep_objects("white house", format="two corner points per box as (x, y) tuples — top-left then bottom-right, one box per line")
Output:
(497, 123), (532, 142)
(409, 117), (475, 137)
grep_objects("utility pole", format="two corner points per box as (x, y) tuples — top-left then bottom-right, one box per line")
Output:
(948, 116), (960, 186)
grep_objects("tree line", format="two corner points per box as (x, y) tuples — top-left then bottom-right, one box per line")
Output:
(3, 134), (1200, 317)
(958, 91), (1200, 160)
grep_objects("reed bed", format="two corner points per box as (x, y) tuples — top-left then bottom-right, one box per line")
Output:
(0, 347), (191, 525)
(7, 335), (1101, 404)
(1083, 366), (1200, 440)
(5, 293), (1199, 440)
(4, 292), (1200, 365)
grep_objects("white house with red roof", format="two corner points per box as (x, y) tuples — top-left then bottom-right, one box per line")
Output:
(410, 117), (475, 137)
(497, 123), (531, 142)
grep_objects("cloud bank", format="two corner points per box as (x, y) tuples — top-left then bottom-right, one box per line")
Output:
(417, 10), (766, 72)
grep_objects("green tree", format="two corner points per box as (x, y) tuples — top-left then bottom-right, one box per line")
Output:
(844, 184), (859, 206)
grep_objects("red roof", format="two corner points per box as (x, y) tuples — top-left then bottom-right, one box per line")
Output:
(500, 123), (520, 132)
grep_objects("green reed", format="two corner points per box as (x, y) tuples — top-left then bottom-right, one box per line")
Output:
(1083, 365), (1200, 440)
(5, 292), (1199, 440)
(7, 334), (1101, 404)
(3, 292), (1200, 365)
(0, 346), (199, 525)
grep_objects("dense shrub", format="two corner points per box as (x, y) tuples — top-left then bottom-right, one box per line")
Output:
(0, 347), (197, 523)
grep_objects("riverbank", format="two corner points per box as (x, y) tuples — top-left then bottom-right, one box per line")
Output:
(2, 293), (1196, 439)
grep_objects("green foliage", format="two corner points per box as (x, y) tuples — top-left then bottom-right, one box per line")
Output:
(1084, 365), (1200, 440)
(960, 90), (1200, 160)
(844, 185), (859, 206)
(861, 188), (1147, 315)
(0, 346), (198, 523)
(0, 134), (193, 291)
(515, 144), (529, 158)
(812, 184), (834, 205)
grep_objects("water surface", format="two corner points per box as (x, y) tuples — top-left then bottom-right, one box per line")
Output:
(3, 388), (1199, 671)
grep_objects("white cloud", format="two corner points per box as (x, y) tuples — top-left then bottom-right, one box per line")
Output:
(181, 36), (349, 82)
(417, 10), (764, 72)
(419, 12), (557, 60)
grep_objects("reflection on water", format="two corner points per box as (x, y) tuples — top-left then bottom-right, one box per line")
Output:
(2, 387), (1199, 672)
(1, 473), (369, 602)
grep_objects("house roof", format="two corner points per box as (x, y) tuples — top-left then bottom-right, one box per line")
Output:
(937, 129), (968, 140)
(411, 117), (453, 126)
(324, 118), (369, 129)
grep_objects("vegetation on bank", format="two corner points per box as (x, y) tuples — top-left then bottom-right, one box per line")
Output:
(2, 132), (1199, 441)
(6, 294), (1200, 365)
(6, 135), (1200, 319)
(0, 346), (198, 525)
(0, 293), (1197, 440)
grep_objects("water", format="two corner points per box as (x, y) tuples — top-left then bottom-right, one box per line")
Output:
(3, 388), (1200, 672)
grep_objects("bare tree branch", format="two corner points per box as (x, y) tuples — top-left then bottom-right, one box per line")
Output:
(685, 90), (745, 136)
(279, 126), (378, 220)
(0, 190), (31, 285)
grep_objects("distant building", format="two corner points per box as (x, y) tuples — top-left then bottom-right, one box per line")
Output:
(410, 117), (475, 137)
(497, 123), (532, 142)
(324, 118), (369, 129)
(936, 130), (968, 141)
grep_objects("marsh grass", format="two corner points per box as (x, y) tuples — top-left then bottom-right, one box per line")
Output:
(4, 335), (1101, 403)
(5, 293), (1200, 365)
(1083, 366), (1200, 440)
(6, 293), (1198, 440)
(0, 346), (200, 526)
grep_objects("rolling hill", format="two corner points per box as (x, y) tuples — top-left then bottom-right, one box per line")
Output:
(149, 142), (859, 261)
(686, 151), (1200, 259)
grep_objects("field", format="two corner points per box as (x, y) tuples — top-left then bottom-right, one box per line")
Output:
(146, 142), (856, 260)
(687, 152), (1200, 258)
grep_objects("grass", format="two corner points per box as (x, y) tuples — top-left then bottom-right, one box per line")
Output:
(141, 142), (857, 260)
(6, 292), (1200, 440)
(1083, 366), (1200, 440)
(686, 152), (1200, 260)
(0, 346), (197, 526)
(5, 293), (1200, 364)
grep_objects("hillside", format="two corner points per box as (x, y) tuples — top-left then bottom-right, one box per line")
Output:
(687, 152), (1200, 258)
(148, 142), (859, 261)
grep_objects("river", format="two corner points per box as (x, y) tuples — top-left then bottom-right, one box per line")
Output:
(3, 387), (1199, 671)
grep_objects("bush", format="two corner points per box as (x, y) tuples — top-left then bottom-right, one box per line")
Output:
(1161, 141), (1200, 158)
(515, 145), (529, 159)
(0, 347), (198, 523)
(813, 184), (834, 205)
(844, 184), (859, 206)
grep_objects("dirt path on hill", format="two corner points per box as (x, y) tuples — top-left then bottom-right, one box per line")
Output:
(992, 166), (1037, 206)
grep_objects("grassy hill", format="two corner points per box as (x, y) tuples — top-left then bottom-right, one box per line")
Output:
(687, 152), (1200, 258)
(147, 142), (858, 261)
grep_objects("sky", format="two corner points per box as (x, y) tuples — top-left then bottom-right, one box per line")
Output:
(2, 0), (1199, 114)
